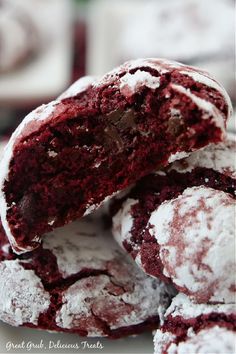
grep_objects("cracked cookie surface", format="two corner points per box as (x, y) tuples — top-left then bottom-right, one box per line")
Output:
(112, 135), (236, 303)
(153, 293), (236, 354)
(0, 217), (173, 338)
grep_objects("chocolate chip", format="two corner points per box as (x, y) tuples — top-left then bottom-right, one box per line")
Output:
(167, 117), (185, 137)
(106, 109), (137, 130)
(18, 193), (39, 225)
(104, 125), (124, 151)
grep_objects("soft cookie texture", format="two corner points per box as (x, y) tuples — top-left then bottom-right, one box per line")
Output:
(153, 293), (236, 354)
(112, 136), (236, 303)
(0, 218), (173, 338)
(0, 58), (232, 254)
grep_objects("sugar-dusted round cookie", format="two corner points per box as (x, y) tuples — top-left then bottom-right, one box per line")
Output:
(0, 217), (173, 338)
(153, 293), (236, 354)
(0, 58), (232, 254)
(112, 136), (236, 303)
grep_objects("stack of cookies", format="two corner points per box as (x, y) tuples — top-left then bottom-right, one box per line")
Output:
(0, 58), (235, 352)
(112, 136), (235, 353)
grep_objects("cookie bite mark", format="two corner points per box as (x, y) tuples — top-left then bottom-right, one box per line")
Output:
(0, 58), (231, 254)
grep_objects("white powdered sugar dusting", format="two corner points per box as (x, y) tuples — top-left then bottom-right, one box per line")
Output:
(120, 70), (160, 97)
(0, 218), (171, 334)
(56, 275), (110, 336)
(170, 135), (236, 178)
(112, 198), (138, 249)
(165, 293), (236, 319)
(154, 292), (236, 353)
(53, 218), (171, 334)
(168, 151), (190, 163)
(148, 186), (235, 303)
(154, 330), (176, 354)
(83, 189), (122, 218)
(0, 260), (50, 326)
(154, 325), (236, 354)
(123, 58), (183, 74)
(95, 58), (173, 86)
(96, 58), (193, 88)
(171, 83), (225, 131)
(169, 327), (236, 354)
(58, 76), (97, 100)
(179, 70), (232, 118)
(43, 220), (118, 278)
(1, 243), (10, 254)
(56, 264), (168, 333)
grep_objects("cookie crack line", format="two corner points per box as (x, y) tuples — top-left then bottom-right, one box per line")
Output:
(38, 268), (110, 292)
(90, 307), (112, 336)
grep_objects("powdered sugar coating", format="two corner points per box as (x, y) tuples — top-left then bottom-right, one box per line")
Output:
(179, 69), (232, 112)
(56, 260), (168, 334)
(168, 151), (189, 164)
(148, 186), (235, 303)
(58, 76), (96, 100)
(171, 83), (225, 130)
(112, 135), (235, 305)
(165, 293), (235, 319)
(112, 183), (236, 304)
(97, 58), (232, 125)
(42, 219), (119, 278)
(113, 198), (138, 249)
(120, 70), (161, 97)
(154, 293), (236, 353)
(98, 58), (232, 125)
(154, 330), (177, 354)
(170, 135), (236, 179)
(154, 326), (236, 354)
(0, 259), (50, 326)
(47, 219), (171, 335)
(0, 217), (172, 335)
(97, 58), (195, 86)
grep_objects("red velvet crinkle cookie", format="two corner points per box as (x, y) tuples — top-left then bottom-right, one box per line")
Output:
(0, 218), (173, 338)
(112, 135), (236, 304)
(0, 58), (232, 254)
(153, 293), (236, 354)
